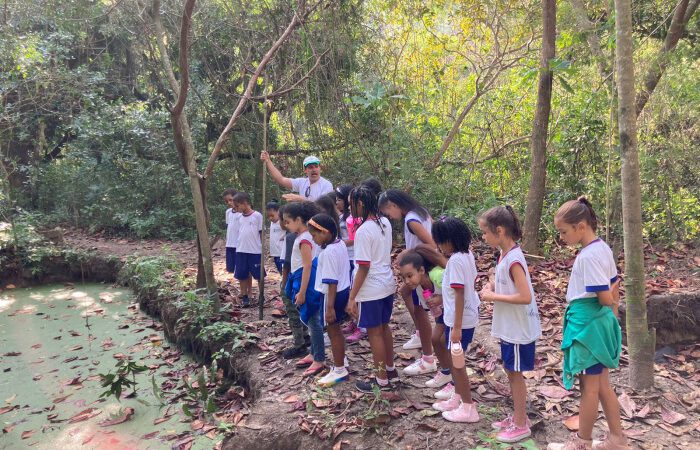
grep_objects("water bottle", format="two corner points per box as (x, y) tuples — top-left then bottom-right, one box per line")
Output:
(451, 341), (465, 369)
(423, 289), (442, 318)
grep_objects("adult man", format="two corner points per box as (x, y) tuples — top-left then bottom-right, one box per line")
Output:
(260, 151), (333, 202)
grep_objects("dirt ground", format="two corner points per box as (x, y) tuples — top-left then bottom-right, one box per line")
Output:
(60, 229), (700, 449)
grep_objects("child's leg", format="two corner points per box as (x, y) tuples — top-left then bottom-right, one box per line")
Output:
(307, 310), (325, 364)
(327, 323), (345, 368)
(578, 374), (602, 440)
(399, 284), (417, 329)
(238, 277), (250, 298)
(366, 325), (387, 380)
(382, 323), (394, 368)
(598, 369), (625, 438)
(247, 274), (253, 297)
(507, 370), (528, 427)
(282, 294), (306, 348)
(432, 323), (450, 371)
(413, 307), (434, 356)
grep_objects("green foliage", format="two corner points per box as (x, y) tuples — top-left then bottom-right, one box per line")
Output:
(197, 321), (257, 348)
(120, 255), (181, 291)
(99, 359), (148, 402)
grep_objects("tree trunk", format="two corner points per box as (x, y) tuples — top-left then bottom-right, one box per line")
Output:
(522, 0), (556, 254)
(615, 0), (655, 389)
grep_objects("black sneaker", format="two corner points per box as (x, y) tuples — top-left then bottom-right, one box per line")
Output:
(241, 296), (251, 307)
(386, 369), (400, 384)
(355, 378), (392, 393)
(282, 345), (308, 360)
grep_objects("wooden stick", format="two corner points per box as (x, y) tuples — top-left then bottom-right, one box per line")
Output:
(259, 76), (269, 320)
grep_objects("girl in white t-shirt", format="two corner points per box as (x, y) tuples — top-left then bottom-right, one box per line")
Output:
(282, 202), (325, 377)
(379, 189), (437, 374)
(308, 213), (351, 387)
(266, 200), (286, 273)
(431, 217), (480, 424)
(346, 186), (398, 393)
(548, 197), (629, 450)
(478, 206), (541, 443)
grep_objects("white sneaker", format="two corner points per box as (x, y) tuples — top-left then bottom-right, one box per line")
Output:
(324, 332), (331, 347)
(403, 357), (437, 376)
(425, 371), (452, 388)
(344, 355), (349, 368)
(434, 383), (455, 399)
(402, 332), (422, 350)
(317, 367), (349, 387)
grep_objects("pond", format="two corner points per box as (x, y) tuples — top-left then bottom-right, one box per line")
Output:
(0, 283), (219, 449)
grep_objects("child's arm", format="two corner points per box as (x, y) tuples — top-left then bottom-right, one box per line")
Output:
(260, 151), (293, 189)
(480, 264), (531, 305)
(426, 293), (443, 308)
(346, 264), (369, 319)
(281, 267), (289, 291)
(295, 243), (313, 305)
(451, 287), (465, 342)
(325, 283), (338, 324)
(343, 239), (354, 248)
(407, 221), (437, 248)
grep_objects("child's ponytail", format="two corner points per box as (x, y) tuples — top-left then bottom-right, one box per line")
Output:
(555, 196), (598, 231)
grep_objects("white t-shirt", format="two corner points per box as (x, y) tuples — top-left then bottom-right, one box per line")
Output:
(290, 230), (320, 273)
(236, 211), (263, 254)
(290, 176), (334, 201)
(566, 238), (618, 303)
(338, 214), (355, 259)
(491, 246), (541, 344)
(404, 210), (432, 250)
(441, 252), (480, 329)
(314, 239), (351, 294)
(225, 209), (241, 248)
(353, 217), (397, 302)
(269, 220), (285, 257)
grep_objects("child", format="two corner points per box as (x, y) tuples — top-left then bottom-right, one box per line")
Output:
(283, 201), (325, 376)
(279, 204), (309, 360)
(346, 186), (398, 392)
(308, 213), (351, 387)
(548, 198), (629, 450)
(232, 192), (263, 307)
(431, 217), (480, 423)
(397, 246), (454, 395)
(478, 206), (541, 443)
(379, 189), (437, 371)
(223, 188), (240, 282)
(266, 200), (285, 273)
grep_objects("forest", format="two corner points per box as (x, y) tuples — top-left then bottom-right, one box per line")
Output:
(1, 0), (699, 449)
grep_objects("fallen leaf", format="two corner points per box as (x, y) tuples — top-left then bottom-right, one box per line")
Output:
(68, 408), (101, 423)
(52, 395), (72, 404)
(538, 385), (573, 399)
(21, 430), (34, 439)
(619, 392), (636, 418)
(99, 407), (134, 426)
(0, 405), (17, 415)
(637, 403), (652, 419)
(660, 406), (686, 425)
(563, 415), (579, 431)
(5, 394), (16, 404)
(2, 352), (21, 357)
(283, 394), (300, 403)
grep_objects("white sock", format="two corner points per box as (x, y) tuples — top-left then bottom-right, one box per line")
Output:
(422, 354), (435, 363)
(385, 365), (395, 372)
(333, 366), (348, 375)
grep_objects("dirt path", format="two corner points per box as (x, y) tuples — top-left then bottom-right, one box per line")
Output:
(60, 229), (700, 449)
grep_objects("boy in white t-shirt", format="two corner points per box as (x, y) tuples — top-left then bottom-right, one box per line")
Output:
(479, 206), (541, 443)
(232, 192), (264, 307)
(222, 188), (240, 281)
(266, 200), (285, 273)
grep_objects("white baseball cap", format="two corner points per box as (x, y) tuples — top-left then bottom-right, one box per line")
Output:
(303, 155), (321, 167)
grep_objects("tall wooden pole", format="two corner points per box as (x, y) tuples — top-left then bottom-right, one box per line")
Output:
(258, 78), (269, 320)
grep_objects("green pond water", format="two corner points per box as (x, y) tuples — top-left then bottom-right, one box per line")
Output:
(0, 283), (219, 449)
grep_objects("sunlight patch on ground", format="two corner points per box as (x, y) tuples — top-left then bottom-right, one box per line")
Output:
(0, 295), (15, 313)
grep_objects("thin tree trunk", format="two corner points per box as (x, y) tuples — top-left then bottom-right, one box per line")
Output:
(522, 0), (556, 254)
(615, 0), (655, 389)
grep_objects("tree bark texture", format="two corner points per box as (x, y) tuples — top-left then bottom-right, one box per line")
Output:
(522, 0), (555, 254)
(615, 0), (656, 389)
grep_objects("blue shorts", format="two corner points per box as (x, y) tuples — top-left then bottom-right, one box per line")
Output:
(500, 340), (536, 372)
(357, 294), (394, 329)
(435, 314), (444, 325)
(226, 248), (237, 273)
(411, 290), (430, 311)
(581, 362), (605, 375)
(273, 257), (283, 273)
(444, 326), (475, 350)
(321, 288), (350, 327)
(234, 252), (265, 280)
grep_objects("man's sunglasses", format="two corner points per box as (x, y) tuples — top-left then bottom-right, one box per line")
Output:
(305, 185), (311, 198)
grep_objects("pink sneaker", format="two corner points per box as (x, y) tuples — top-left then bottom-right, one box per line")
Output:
(432, 393), (461, 412)
(442, 401), (480, 423)
(492, 415), (531, 430)
(341, 321), (357, 335)
(496, 423), (531, 443)
(434, 383), (455, 399)
(345, 328), (364, 344)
